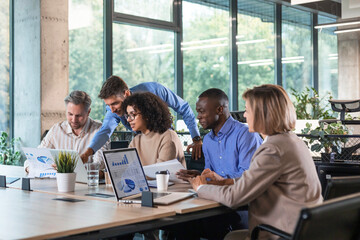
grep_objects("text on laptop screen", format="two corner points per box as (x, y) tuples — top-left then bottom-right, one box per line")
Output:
(105, 149), (148, 199)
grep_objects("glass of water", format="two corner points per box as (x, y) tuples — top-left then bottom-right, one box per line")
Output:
(86, 156), (99, 188)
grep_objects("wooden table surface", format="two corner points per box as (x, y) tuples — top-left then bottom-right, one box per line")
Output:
(8, 175), (221, 214)
(0, 187), (175, 240)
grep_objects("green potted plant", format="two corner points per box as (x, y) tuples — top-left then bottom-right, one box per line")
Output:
(0, 131), (21, 166)
(291, 87), (335, 133)
(301, 122), (350, 161)
(54, 151), (78, 192)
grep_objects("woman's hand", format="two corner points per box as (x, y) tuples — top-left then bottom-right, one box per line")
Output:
(201, 169), (234, 186)
(201, 168), (224, 181)
(189, 175), (207, 190)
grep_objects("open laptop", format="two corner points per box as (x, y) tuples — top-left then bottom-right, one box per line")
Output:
(22, 148), (88, 183)
(102, 148), (195, 205)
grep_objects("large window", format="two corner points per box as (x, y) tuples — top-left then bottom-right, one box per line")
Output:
(237, 0), (275, 110)
(182, 0), (230, 112)
(112, 24), (174, 90)
(318, 15), (338, 98)
(282, 6), (312, 94)
(69, 0), (103, 120)
(114, 0), (173, 22)
(0, 0), (9, 133)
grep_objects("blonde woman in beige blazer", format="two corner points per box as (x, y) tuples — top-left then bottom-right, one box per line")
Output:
(190, 84), (323, 240)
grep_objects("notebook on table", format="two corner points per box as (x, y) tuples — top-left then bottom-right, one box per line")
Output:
(102, 148), (194, 205)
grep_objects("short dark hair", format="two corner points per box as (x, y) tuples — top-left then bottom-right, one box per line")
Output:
(98, 75), (129, 99)
(199, 88), (229, 107)
(121, 92), (173, 134)
(64, 91), (91, 111)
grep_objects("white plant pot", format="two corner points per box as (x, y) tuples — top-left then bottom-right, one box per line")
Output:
(56, 172), (76, 192)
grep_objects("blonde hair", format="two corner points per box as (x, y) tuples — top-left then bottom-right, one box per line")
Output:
(242, 84), (296, 135)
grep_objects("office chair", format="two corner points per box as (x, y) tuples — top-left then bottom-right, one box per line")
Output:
(230, 111), (246, 123)
(251, 192), (360, 240)
(110, 140), (129, 149)
(315, 163), (360, 196)
(324, 176), (360, 200)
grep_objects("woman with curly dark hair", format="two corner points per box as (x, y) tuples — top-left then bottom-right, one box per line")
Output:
(121, 92), (186, 167)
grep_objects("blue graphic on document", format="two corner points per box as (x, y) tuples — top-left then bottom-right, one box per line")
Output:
(118, 178), (136, 193)
(37, 156), (52, 164)
(112, 154), (129, 166)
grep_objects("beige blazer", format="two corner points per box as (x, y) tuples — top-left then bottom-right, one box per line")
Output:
(197, 132), (323, 239)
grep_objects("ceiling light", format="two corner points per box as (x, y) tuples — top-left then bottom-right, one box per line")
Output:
(237, 59), (273, 65)
(334, 28), (360, 34)
(315, 20), (360, 29)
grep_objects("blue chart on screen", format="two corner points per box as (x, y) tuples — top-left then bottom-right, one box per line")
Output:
(118, 179), (136, 193)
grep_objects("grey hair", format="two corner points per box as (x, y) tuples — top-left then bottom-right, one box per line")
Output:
(64, 91), (92, 111)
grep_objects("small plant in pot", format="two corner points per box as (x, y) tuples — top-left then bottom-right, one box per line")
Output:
(54, 152), (78, 192)
(301, 122), (350, 162)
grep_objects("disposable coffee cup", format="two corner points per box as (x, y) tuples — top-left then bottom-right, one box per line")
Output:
(156, 170), (170, 192)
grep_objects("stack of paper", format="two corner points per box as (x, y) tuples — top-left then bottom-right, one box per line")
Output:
(143, 159), (187, 183)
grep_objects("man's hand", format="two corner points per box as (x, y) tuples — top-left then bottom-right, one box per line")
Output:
(176, 169), (201, 181)
(186, 139), (203, 160)
(189, 175), (207, 190)
(80, 148), (94, 164)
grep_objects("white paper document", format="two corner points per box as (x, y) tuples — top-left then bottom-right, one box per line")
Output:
(22, 147), (57, 178)
(143, 159), (187, 183)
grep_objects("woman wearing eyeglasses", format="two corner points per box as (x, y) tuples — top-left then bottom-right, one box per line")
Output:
(121, 92), (186, 167)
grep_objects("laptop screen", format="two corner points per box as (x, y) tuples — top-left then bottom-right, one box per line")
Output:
(103, 148), (149, 199)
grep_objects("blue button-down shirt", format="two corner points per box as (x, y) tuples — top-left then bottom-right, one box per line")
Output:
(89, 82), (200, 152)
(203, 116), (263, 179)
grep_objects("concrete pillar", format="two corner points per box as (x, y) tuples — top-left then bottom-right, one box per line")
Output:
(14, 0), (68, 147)
(40, 0), (68, 134)
(337, 20), (360, 100)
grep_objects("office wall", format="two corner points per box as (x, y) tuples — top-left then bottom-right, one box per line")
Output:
(338, 21), (360, 101)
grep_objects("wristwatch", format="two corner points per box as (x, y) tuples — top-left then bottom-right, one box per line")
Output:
(193, 136), (201, 142)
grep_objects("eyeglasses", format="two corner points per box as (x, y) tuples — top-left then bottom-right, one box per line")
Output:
(124, 112), (141, 121)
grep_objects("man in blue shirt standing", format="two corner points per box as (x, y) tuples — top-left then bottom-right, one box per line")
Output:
(80, 75), (203, 163)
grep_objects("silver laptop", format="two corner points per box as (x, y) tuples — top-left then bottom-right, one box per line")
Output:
(102, 148), (194, 205)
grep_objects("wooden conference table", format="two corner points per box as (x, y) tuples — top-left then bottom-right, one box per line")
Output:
(0, 165), (231, 239)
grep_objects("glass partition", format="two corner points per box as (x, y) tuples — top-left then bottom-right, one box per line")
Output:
(112, 24), (175, 91)
(69, 0), (103, 120)
(282, 6), (312, 94)
(114, 0), (173, 22)
(237, 0), (275, 110)
(318, 15), (338, 99)
(182, 0), (230, 113)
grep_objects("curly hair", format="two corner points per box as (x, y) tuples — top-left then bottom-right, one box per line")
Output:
(121, 92), (173, 134)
